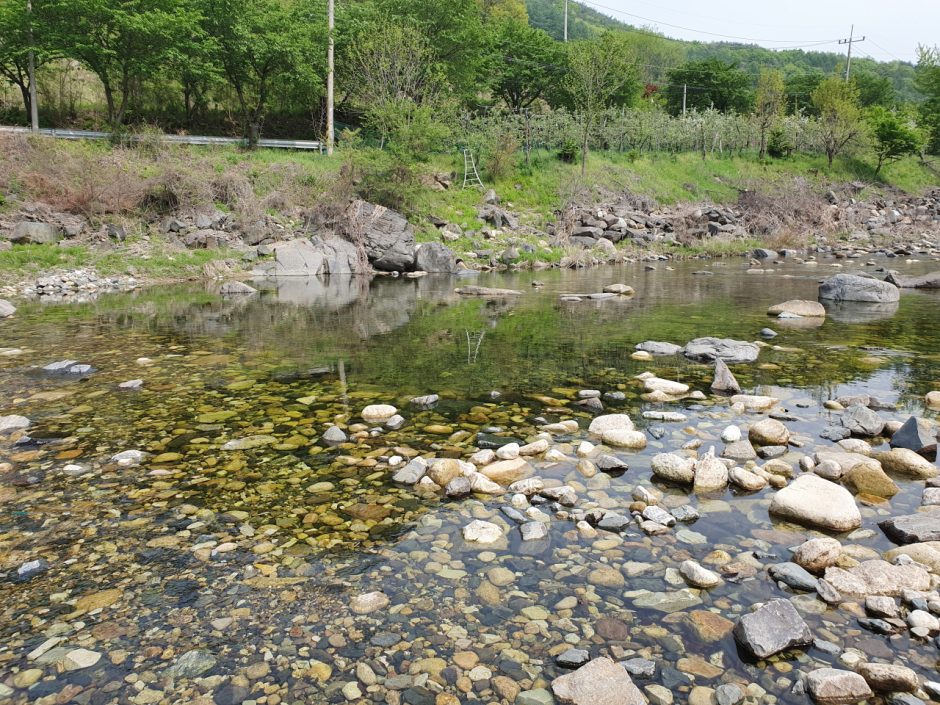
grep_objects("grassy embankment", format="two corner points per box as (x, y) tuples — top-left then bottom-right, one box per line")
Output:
(0, 134), (936, 282)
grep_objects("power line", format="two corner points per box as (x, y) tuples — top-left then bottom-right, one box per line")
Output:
(576, 0), (841, 44)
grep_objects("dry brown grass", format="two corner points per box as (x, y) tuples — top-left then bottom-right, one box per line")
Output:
(735, 177), (839, 249)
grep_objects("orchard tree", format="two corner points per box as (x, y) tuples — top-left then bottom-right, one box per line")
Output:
(44, 0), (204, 128)
(812, 76), (863, 167)
(490, 19), (565, 111)
(754, 68), (784, 159)
(346, 21), (452, 155)
(665, 59), (752, 115)
(565, 32), (640, 174)
(867, 107), (923, 174)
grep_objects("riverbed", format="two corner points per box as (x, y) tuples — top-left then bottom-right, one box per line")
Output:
(1, 256), (939, 705)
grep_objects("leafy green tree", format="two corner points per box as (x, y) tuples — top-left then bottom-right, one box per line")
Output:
(812, 76), (863, 167)
(564, 32), (640, 174)
(44, 0), (204, 128)
(867, 107), (923, 174)
(375, 0), (488, 102)
(915, 45), (940, 154)
(490, 19), (565, 111)
(202, 0), (322, 141)
(853, 71), (896, 108)
(482, 0), (527, 22)
(664, 59), (752, 115)
(0, 0), (52, 122)
(754, 68), (784, 159)
(346, 21), (451, 156)
(784, 72), (823, 115)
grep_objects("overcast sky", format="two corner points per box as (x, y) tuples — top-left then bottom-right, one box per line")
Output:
(583, 0), (936, 63)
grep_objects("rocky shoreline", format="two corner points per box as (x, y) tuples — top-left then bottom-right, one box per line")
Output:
(2, 186), (940, 300)
(1, 264), (940, 705)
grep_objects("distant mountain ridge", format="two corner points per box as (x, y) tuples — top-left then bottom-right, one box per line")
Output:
(524, 0), (919, 102)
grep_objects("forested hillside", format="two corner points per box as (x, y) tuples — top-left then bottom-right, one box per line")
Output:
(1, 0), (938, 168)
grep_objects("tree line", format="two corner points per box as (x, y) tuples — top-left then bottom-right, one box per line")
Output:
(1, 0), (939, 169)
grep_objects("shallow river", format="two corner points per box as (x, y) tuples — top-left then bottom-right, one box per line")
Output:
(1, 257), (939, 705)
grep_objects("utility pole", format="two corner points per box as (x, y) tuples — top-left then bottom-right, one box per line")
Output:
(326, 0), (335, 155)
(26, 0), (39, 132)
(682, 84), (687, 115)
(838, 25), (865, 82)
(563, 0), (568, 42)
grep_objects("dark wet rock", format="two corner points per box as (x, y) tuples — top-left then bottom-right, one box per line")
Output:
(370, 632), (401, 647)
(213, 684), (249, 705)
(841, 404), (885, 437)
(819, 273), (900, 303)
(805, 668), (873, 705)
(595, 454), (629, 475)
(890, 417), (937, 459)
(769, 562), (820, 592)
(879, 511), (940, 544)
(684, 337), (760, 363)
(732, 598), (812, 658)
(858, 618), (898, 634)
(711, 358), (741, 394)
(556, 648), (590, 668)
(551, 657), (646, 705)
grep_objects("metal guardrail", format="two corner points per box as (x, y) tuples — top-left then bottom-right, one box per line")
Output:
(0, 125), (324, 151)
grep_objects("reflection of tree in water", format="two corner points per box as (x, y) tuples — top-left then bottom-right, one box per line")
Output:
(6, 270), (939, 405)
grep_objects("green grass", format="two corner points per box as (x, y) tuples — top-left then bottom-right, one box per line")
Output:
(0, 240), (239, 282)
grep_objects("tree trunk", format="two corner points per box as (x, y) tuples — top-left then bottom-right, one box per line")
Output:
(18, 81), (32, 124)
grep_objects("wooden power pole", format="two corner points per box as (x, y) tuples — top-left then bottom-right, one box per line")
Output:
(326, 0), (335, 155)
(838, 25), (865, 82)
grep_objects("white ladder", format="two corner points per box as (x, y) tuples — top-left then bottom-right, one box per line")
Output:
(462, 148), (484, 189)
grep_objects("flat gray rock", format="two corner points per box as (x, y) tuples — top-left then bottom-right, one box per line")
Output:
(880, 511), (940, 544)
(683, 337), (760, 364)
(551, 657), (646, 705)
(733, 598), (812, 658)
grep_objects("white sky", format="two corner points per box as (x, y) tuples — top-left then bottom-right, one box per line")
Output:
(580, 0), (937, 63)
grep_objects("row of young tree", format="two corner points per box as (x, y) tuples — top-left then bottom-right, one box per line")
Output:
(1, 0), (939, 168)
